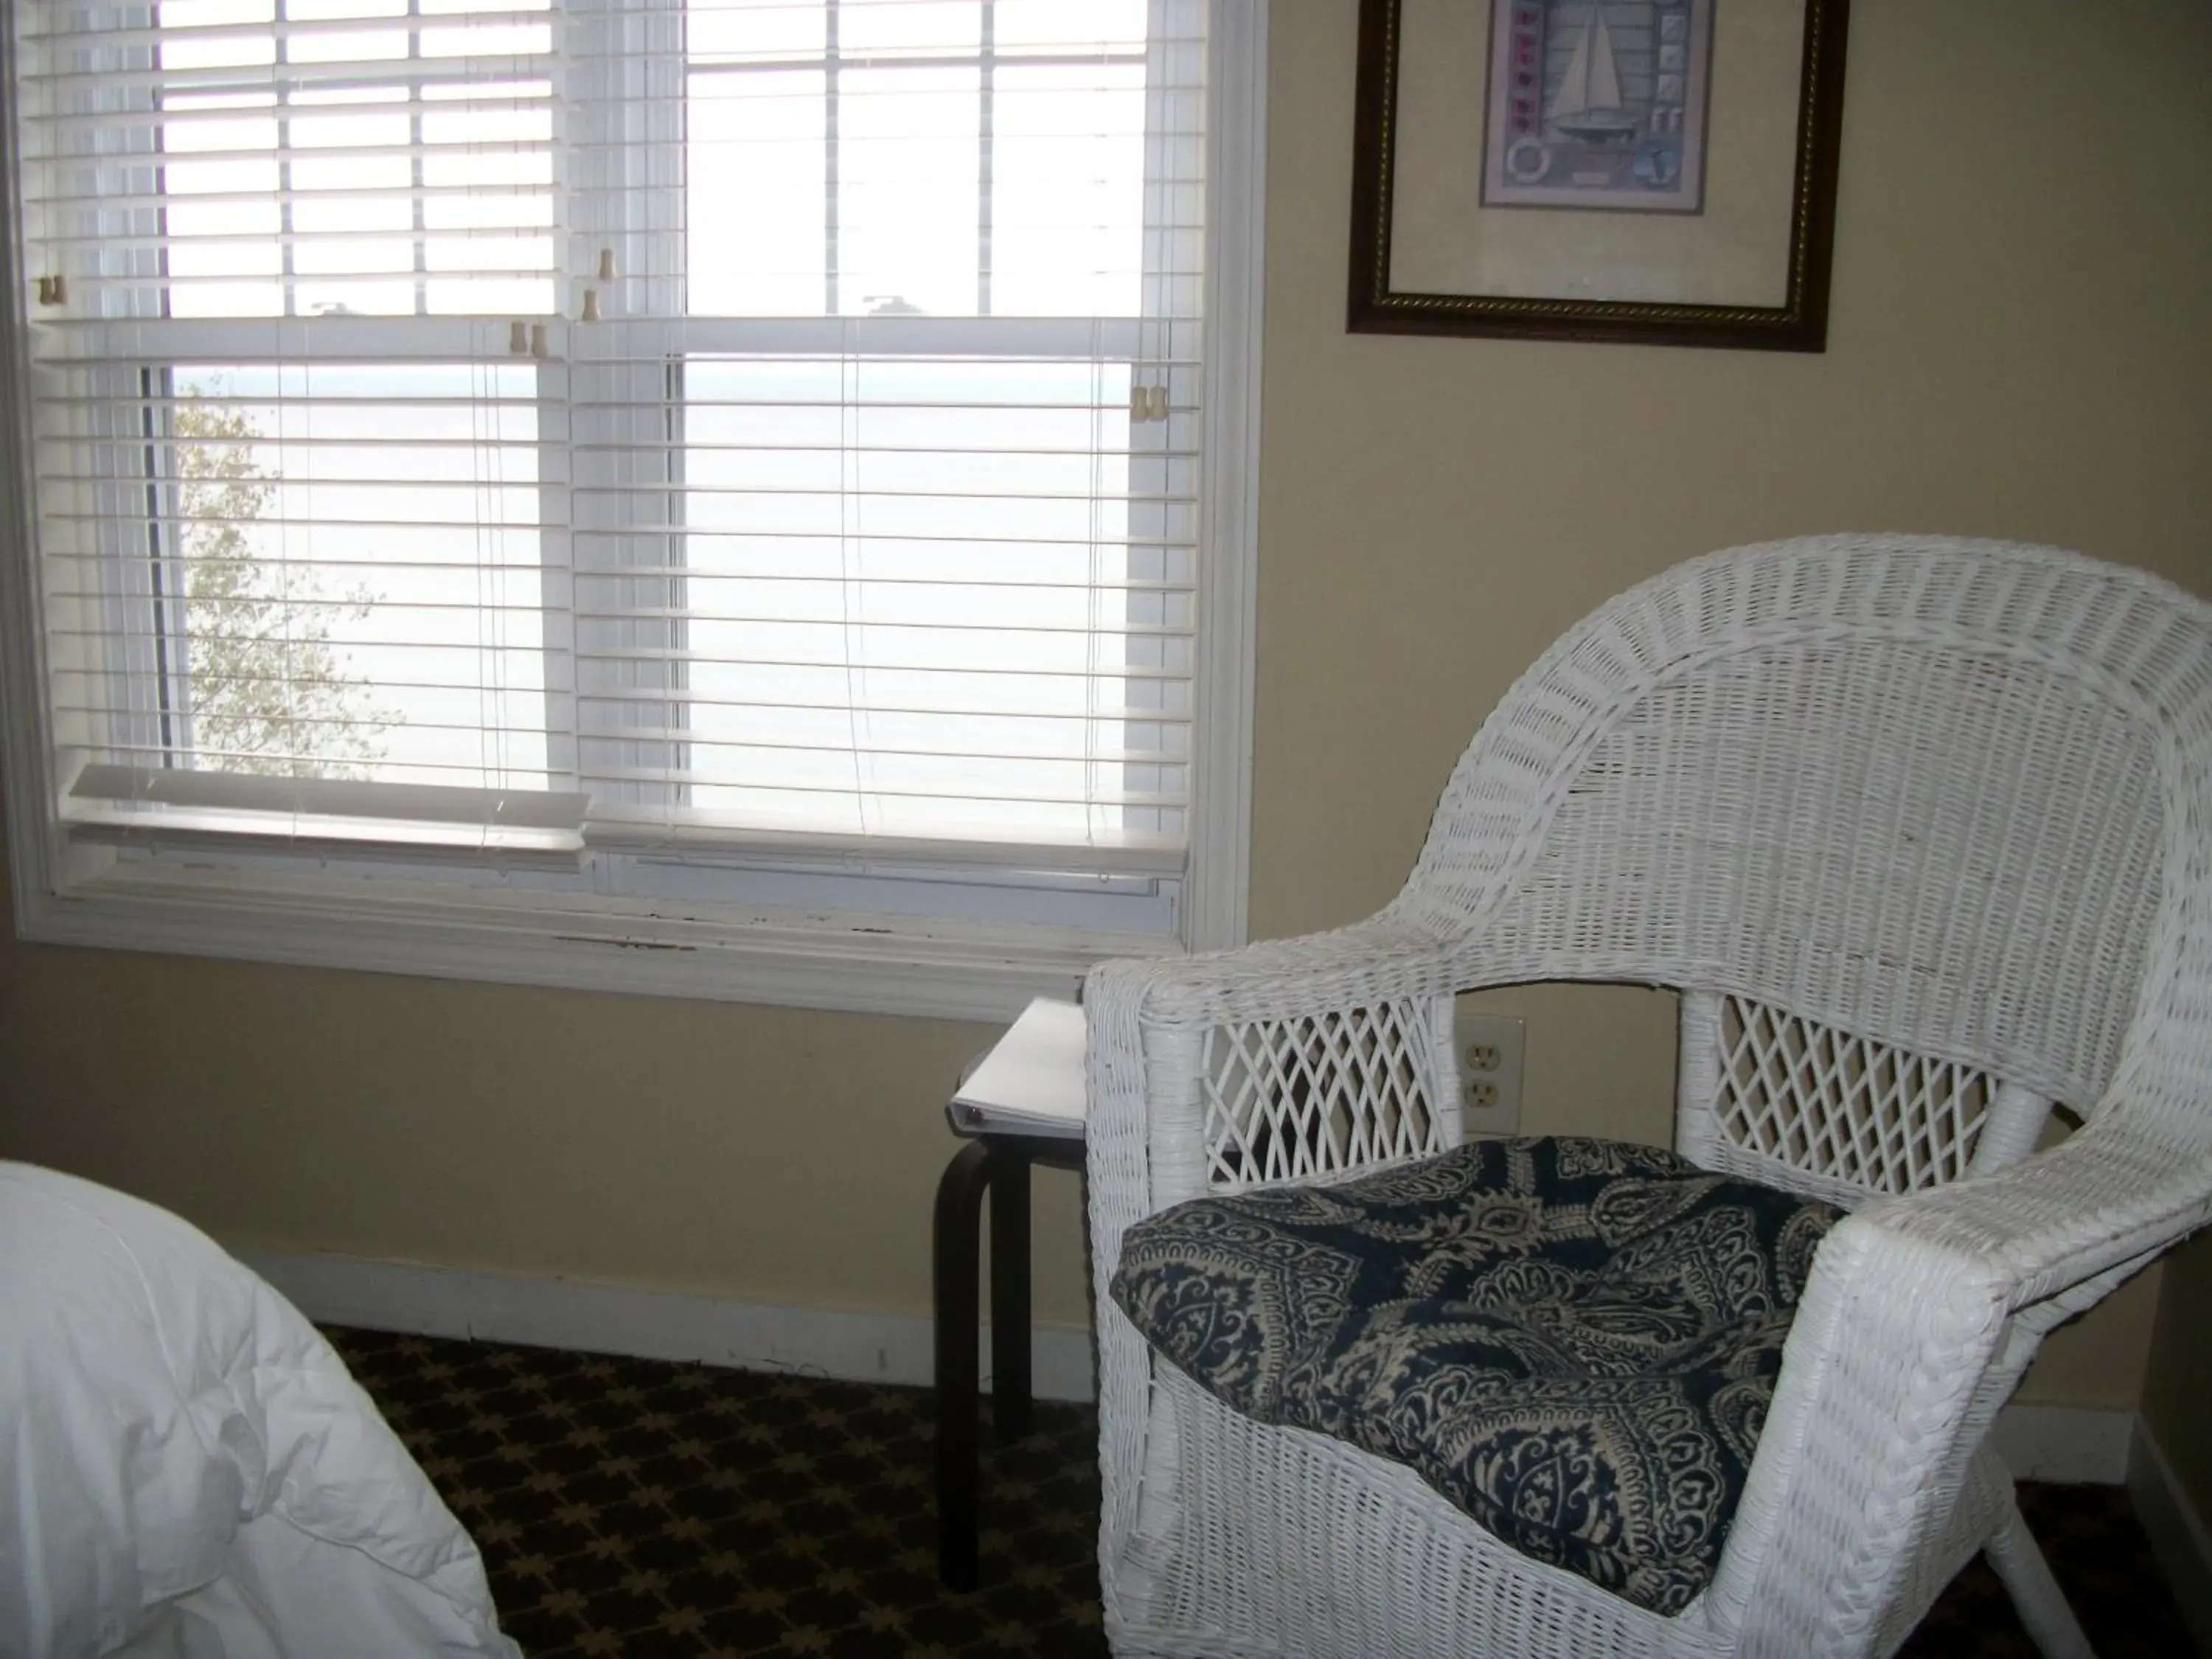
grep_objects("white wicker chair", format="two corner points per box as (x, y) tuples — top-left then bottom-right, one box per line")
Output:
(1084, 534), (2212, 1659)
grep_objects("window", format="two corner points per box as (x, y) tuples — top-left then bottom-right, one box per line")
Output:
(0, 0), (1264, 1017)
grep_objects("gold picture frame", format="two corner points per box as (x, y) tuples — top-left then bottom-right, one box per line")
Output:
(1349, 0), (1851, 350)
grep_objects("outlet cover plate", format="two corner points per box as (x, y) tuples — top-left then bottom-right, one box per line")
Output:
(1453, 1005), (1527, 1138)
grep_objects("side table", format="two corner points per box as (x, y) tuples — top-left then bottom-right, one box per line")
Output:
(931, 1122), (1085, 1592)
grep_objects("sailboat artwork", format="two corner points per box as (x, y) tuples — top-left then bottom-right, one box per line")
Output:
(1551, 11), (1637, 142)
(1481, 0), (1714, 212)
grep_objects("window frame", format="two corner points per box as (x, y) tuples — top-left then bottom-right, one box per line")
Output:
(0, 0), (1265, 1021)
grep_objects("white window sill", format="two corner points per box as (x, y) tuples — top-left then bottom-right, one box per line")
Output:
(18, 855), (1181, 1022)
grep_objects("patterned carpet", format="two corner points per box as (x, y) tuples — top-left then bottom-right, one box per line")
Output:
(328, 1327), (2201, 1659)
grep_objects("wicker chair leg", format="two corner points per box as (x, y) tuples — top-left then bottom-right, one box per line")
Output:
(1985, 1500), (2095, 1659)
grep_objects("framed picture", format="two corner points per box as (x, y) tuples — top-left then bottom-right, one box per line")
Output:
(1349, 0), (1851, 350)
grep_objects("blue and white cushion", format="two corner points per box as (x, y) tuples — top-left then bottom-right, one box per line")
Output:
(1109, 1136), (1840, 1615)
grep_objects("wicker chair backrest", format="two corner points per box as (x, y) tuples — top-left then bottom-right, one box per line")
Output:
(1388, 536), (2211, 1186)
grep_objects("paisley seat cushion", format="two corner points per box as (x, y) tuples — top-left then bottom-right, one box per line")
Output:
(1109, 1136), (1841, 1615)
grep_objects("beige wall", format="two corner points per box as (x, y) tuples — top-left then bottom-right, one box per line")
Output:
(1, 0), (2207, 1416)
(2145, 1231), (2212, 1521)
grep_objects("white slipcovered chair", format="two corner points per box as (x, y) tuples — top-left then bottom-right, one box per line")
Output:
(1083, 535), (2212, 1659)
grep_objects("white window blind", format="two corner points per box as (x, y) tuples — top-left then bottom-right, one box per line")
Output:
(14, 0), (1206, 873)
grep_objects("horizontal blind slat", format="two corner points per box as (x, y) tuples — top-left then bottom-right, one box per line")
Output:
(47, 566), (1197, 594)
(574, 768), (1187, 810)
(60, 719), (1186, 768)
(21, 9), (557, 51)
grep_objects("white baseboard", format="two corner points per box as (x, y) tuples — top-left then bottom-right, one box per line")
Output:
(1989, 1402), (2135, 1485)
(2129, 1417), (2212, 1654)
(243, 1250), (1098, 1404)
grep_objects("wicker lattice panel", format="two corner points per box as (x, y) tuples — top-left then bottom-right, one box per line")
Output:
(1716, 993), (1999, 1195)
(1200, 1003), (1444, 1191)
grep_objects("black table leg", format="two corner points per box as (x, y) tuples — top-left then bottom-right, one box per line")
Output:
(989, 1145), (1033, 1440)
(934, 1127), (1083, 1592)
(933, 1138), (994, 1592)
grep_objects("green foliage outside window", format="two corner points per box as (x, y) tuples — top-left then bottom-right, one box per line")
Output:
(173, 390), (396, 779)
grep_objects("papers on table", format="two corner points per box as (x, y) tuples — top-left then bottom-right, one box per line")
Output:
(949, 996), (1087, 1139)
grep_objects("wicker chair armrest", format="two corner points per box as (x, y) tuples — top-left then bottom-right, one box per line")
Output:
(1080, 919), (1467, 1582)
(1722, 1124), (2208, 1652)
(1863, 1111), (2212, 1311)
(1719, 1129), (2208, 1648)
(1721, 1211), (2017, 1653)
(1089, 916), (1463, 1029)
(1082, 917), (1462, 1237)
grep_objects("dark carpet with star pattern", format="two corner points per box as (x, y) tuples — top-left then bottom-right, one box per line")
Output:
(325, 1327), (2202, 1659)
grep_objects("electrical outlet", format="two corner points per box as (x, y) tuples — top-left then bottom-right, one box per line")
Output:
(1453, 1004), (1526, 1138)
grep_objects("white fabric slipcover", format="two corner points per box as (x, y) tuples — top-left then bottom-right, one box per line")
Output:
(0, 1163), (520, 1658)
